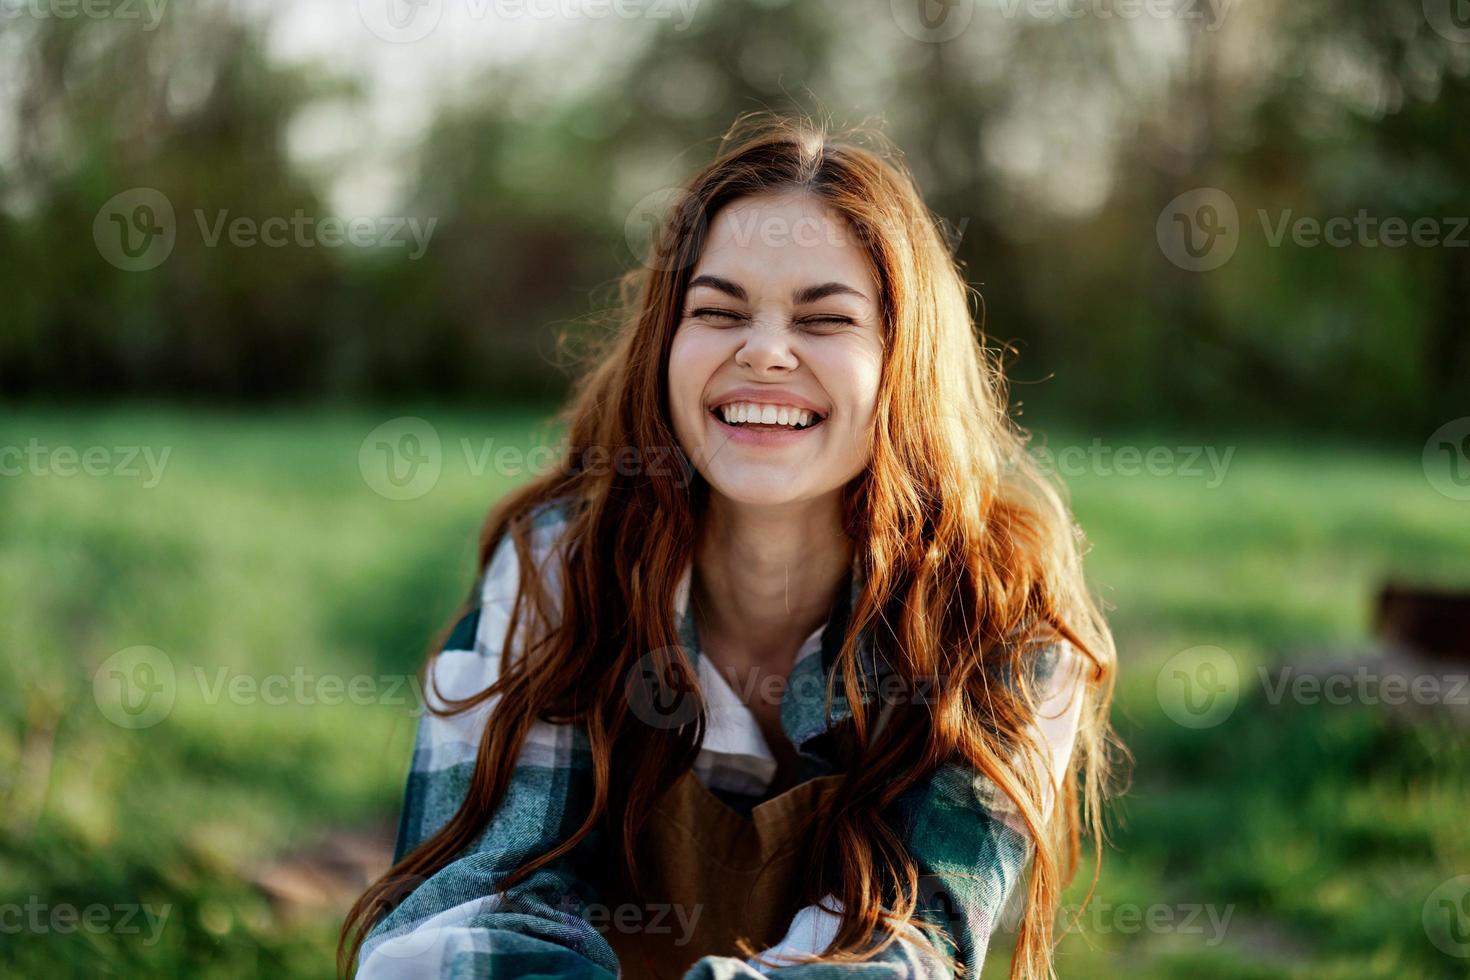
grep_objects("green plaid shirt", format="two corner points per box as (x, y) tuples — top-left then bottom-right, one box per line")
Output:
(357, 500), (1082, 979)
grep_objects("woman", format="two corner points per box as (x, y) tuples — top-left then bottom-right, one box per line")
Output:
(341, 114), (1119, 979)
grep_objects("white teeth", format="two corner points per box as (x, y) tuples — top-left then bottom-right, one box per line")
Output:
(713, 401), (823, 429)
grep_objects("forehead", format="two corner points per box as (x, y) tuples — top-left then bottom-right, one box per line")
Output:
(691, 191), (877, 300)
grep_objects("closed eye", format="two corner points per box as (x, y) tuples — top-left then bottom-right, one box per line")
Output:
(688, 307), (748, 324)
(797, 315), (855, 330)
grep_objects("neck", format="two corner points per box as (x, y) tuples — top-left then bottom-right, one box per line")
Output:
(691, 491), (853, 673)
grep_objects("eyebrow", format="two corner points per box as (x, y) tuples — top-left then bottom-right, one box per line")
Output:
(687, 275), (869, 306)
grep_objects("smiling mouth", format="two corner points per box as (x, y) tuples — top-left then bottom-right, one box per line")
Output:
(709, 402), (827, 432)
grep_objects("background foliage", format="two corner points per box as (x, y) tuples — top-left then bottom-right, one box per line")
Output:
(2, 0), (1466, 430)
(2, 1), (1469, 977)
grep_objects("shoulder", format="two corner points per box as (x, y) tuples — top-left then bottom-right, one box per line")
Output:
(428, 496), (580, 707)
(476, 495), (580, 610)
(412, 497), (581, 779)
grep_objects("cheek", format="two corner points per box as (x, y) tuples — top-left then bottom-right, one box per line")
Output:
(821, 346), (883, 427)
(667, 331), (716, 428)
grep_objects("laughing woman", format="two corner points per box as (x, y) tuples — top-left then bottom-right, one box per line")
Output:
(341, 115), (1119, 980)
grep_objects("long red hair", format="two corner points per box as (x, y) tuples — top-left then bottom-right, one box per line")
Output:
(341, 113), (1121, 979)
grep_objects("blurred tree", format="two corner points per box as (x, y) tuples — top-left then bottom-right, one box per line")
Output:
(0, 0), (1463, 433)
(1, 0), (351, 398)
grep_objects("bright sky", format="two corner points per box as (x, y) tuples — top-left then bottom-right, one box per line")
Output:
(261, 0), (604, 214)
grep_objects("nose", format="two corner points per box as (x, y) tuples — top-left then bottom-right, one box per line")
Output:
(733, 322), (798, 374)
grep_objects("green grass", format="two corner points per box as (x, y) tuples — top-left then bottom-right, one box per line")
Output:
(1, 408), (1467, 979)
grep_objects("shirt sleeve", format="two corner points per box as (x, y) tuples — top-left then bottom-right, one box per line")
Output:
(680, 639), (1087, 980)
(356, 523), (620, 980)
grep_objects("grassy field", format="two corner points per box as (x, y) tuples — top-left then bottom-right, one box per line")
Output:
(1, 407), (1467, 979)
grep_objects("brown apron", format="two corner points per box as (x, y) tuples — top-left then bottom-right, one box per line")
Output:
(600, 770), (846, 980)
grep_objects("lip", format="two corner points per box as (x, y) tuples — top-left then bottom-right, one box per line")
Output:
(708, 410), (821, 446)
(705, 386), (828, 417)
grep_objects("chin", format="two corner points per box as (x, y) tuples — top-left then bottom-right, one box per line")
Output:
(705, 468), (815, 508)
